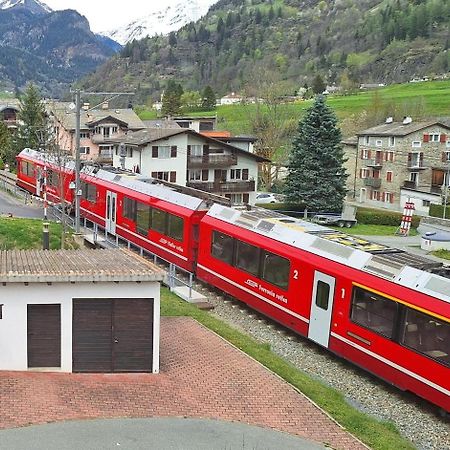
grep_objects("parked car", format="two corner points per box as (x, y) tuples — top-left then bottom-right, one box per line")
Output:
(255, 192), (285, 204)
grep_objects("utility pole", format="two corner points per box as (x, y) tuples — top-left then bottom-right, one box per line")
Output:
(73, 90), (134, 234)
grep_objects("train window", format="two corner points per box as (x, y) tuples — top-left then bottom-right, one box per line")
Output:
(350, 287), (397, 339)
(81, 182), (96, 203)
(211, 231), (234, 265)
(316, 281), (330, 310)
(136, 201), (151, 236)
(167, 214), (184, 242)
(123, 197), (137, 221)
(46, 170), (59, 187)
(152, 208), (167, 234)
(236, 240), (260, 277)
(261, 252), (290, 290)
(21, 161), (34, 177)
(400, 308), (449, 367)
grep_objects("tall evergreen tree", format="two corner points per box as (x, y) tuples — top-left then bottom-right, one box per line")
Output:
(312, 74), (325, 94)
(201, 85), (216, 110)
(284, 95), (347, 212)
(0, 122), (13, 168)
(161, 80), (183, 117)
(15, 83), (47, 156)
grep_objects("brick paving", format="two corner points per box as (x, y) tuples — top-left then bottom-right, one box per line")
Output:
(0, 317), (367, 450)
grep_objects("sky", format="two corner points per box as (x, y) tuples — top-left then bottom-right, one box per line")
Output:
(43, 0), (171, 32)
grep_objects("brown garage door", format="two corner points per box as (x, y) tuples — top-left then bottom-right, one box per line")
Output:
(72, 298), (153, 373)
(27, 304), (61, 368)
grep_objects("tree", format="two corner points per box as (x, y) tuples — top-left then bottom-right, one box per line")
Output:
(0, 122), (13, 167)
(14, 83), (47, 157)
(180, 90), (201, 112)
(161, 80), (183, 117)
(201, 86), (216, 110)
(312, 74), (325, 94)
(284, 95), (348, 212)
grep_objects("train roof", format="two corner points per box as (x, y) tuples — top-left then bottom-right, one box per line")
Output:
(206, 204), (450, 304)
(19, 148), (208, 212)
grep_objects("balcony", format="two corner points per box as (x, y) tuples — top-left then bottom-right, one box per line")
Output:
(91, 133), (120, 144)
(363, 177), (381, 188)
(402, 181), (442, 195)
(366, 158), (383, 169)
(187, 154), (238, 168)
(407, 161), (427, 170)
(187, 180), (255, 193)
(96, 150), (113, 164)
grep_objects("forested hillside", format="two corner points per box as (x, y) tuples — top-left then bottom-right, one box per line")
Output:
(80, 0), (450, 105)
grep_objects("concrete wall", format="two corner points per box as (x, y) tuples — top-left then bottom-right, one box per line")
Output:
(0, 281), (160, 373)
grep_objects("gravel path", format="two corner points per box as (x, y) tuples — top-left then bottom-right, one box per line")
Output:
(195, 284), (449, 450)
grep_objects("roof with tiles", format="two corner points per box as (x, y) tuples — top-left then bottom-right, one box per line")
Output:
(0, 249), (164, 283)
(357, 120), (450, 137)
(47, 101), (145, 131)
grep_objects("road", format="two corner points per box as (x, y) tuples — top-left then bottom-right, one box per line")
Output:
(0, 188), (45, 220)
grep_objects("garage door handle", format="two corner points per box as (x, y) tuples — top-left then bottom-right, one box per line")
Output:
(114, 338), (119, 343)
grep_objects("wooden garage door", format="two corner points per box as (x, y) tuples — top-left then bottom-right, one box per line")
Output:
(27, 304), (61, 368)
(72, 299), (153, 373)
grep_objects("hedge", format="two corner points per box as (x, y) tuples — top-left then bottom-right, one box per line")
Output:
(355, 207), (420, 228)
(429, 203), (450, 219)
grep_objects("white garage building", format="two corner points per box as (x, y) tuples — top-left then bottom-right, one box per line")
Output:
(0, 249), (164, 373)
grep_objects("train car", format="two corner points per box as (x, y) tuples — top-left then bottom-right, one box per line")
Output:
(196, 204), (450, 412)
(16, 149), (209, 272)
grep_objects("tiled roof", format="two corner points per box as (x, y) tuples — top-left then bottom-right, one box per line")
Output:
(47, 101), (145, 131)
(357, 120), (450, 137)
(0, 249), (164, 283)
(110, 128), (187, 145)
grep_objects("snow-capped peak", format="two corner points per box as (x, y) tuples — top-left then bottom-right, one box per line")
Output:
(103, 0), (218, 45)
(0, 0), (52, 14)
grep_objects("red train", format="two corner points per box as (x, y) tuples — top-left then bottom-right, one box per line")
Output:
(16, 148), (450, 413)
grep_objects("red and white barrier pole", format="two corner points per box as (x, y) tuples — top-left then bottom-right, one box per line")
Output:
(399, 201), (415, 236)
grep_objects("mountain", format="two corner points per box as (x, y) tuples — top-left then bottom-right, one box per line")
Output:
(0, 0), (118, 97)
(81, 0), (450, 105)
(103, 0), (218, 45)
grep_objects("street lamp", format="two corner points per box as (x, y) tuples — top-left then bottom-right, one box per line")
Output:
(443, 163), (450, 220)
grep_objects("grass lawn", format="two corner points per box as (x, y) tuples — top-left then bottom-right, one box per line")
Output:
(0, 217), (77, 250)
(431, 249), (450, 260)
(337, 223), (419, 236)
(161, 288), (415, 450)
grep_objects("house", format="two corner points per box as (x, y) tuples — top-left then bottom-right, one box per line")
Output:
(219, 92), (243, 105)
(110, 127), (268, 205)
(0, 249), (164, 373)
(47, 101), (145, 164)
(343, 118), (450, 214)
(201, 131), (256, 154)
(0, 102), (20, 131)
(173, 116), (216, 132)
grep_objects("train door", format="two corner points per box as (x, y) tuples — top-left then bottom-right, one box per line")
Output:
(308, 271), (335, 347)
(106, 191), (117, 234)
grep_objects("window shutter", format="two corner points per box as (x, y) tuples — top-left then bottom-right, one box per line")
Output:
(377, 191), (381, 201)
(382, 192), (385, 202)
(384, 151), (388, 161)
(443, 152), (447, 162)
(408, 153), (412, 163)
(420, 152), (424, 164)
(86, 147), (90, 154)
(423, 133), (429, 143)
(242, 169), (249, 180)
(151, 172), (157, 178)
(369, 190), (372, 200)
(152, 146), (158, 158)
(440, 134), (447, 143)
(359, 169), (363, 178)
(360, 149), (364, 159)
(202, 169), (208, 181)
(390, 194), (394, 204)
(368, 150), (372, 159)
(187, 145), (191, 156)
(171, 146), (177, 158)
(170, 171), (176, 183)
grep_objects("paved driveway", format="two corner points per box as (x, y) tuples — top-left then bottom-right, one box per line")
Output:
(0, 317), (367, 450)
(0, 189), (44, 219)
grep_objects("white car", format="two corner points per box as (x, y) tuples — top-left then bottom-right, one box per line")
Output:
(255, 192), (285, 204)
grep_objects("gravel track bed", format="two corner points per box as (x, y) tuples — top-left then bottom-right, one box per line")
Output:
(196, 285), (449, 450)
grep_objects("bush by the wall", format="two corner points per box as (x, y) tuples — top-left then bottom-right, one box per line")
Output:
(356, 207), (420, 228)
(429, 203), (450, 219)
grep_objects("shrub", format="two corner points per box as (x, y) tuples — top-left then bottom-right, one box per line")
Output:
(356, 207), (420, 228)
(429, 203), (450, 219)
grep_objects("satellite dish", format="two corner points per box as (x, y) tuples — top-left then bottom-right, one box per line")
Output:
(68, 102), (76, 110)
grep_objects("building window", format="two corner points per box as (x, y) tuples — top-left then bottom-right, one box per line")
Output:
(242, 169), (249, 180)
(389, 136), (395, 147)
(386, 171), (393, 182)
(410, 172), (418, 184)
(0, 304), (2, 319)
(412, 141), (421, 148)
(423, 199), (431, 207)
(446, 140), (450, 148)
(360, 168), (370, 179)
(384, 192), (392, 203)
(364, 136), (370, 145)
(152, 146), (171, 158)
(189, 170), (202, 181)
(80, 132), (90, 139)
(230, 169), (241, 180)
(375, 139), (382, 147)
(430, 133), (440, 142)
(350, 286), (397, 339)
(151, 171), (169, 182)
(79, 147), (90, 155)
(444, 152), (450, 162)
(385, 151), (394, 162)
(230, 193), (243, 204)
(361, 149), (370, 160)
(190, 145), (203, 156)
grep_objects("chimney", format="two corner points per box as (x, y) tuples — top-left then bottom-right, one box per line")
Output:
(102, 102), (109, 110)
(385, 117), (393, 123)
(82, 102), (90, 111)
(402, 116), (412, 125)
